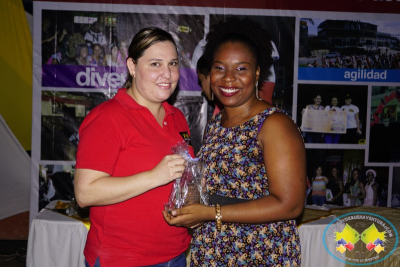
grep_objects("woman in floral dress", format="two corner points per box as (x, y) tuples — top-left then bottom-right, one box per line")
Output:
(164, 17), (306, 266)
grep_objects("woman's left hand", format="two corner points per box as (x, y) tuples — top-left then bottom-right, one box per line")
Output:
(163, 204), (213, 229)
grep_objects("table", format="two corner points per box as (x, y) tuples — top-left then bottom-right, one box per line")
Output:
(26, 208), (88, 267)
(299, 206), (400, 267)
(299, 215), (345, 267)
(27, 204), (399, 267)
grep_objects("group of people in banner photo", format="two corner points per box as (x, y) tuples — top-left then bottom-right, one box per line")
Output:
(301, 93), (364, 144)
(42, 15), (128, 67)
(305, 49), (400, 70)
(306, 165), (387, 207)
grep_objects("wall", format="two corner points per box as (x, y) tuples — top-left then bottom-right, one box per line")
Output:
(0, 0), (32, 151)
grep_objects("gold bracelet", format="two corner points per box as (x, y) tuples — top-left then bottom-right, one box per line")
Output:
(215, 204), (222, 231)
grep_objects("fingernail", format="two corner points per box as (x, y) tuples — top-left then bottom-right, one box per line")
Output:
(172, 210), (177, 216)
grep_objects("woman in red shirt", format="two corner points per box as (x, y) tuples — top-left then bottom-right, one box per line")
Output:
(75, 27), (192, 267)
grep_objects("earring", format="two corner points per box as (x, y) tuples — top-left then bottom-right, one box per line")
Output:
(255, 81), (262, 100)
(130, 59), (135, 78)
(211, 91), (214, 101)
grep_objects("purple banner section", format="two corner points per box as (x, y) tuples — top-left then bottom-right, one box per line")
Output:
(42, 65), (128, 89)
(179, 68), (201, 92)
(42, 65), (201, 91)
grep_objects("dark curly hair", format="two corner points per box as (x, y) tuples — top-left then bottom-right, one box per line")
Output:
(203, 16), (273, 79)
(196, 54), (210, 76)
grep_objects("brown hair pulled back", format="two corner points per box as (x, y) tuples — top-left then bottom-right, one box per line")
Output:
(123, 27), (177, 88)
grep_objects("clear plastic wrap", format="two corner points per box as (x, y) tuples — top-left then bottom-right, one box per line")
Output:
(165, 142), (208, 212)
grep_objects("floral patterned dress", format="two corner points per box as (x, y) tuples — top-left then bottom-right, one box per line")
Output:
(192, 108), (301, 266)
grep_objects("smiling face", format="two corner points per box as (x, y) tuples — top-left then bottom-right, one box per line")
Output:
(119, 41), (128, 56)
(111, 45), (119, 57)
(92, 21), (100, 33)
(352, 169), (359, 181)
(80, 46), (88, 58)
(128, 41), (179, 105)
(366, 171), (375, 182)
(210, 41), (259, 108)
(314, 95), (322, 105)
(331, 167), (338, 178)
(316, 167), (323, 176)
(93, 44), (102, 58)
(331, 97), (338, 107)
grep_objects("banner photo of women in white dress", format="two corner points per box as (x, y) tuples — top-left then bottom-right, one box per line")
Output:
(360, 167), (390, 207)
(298, 18), (400, 83)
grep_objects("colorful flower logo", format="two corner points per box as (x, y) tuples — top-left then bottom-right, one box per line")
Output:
(323, 212), (398, 265)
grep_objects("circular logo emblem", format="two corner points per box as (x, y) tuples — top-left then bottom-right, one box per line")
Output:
(323, 212), (398, 266)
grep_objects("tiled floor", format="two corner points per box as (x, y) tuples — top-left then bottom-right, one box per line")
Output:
(0, 241), (27, 267)
(0, 253), (26, 267)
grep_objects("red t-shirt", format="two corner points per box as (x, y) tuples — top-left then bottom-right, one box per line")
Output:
(76, 89), (192, 267)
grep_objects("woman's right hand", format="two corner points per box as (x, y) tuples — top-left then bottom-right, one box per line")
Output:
(75, 154), (186, 207)
(163, 203), (214, 229)
(151, 154), (186, 186)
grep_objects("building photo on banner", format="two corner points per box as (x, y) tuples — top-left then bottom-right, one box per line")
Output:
(298, 18), (400, 83)
(25, 1), (400, 267)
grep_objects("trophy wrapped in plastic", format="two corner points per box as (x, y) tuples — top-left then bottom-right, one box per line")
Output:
(165, 142), (208, 212)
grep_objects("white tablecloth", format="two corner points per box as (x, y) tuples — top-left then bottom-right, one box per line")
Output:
(27, 208), (88, 267)
(299, 215), (345, 267)
(26, 206), (360, 267)
(26, 211), (341, 267)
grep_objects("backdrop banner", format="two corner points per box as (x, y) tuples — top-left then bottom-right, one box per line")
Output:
(31, 0), (400, 222)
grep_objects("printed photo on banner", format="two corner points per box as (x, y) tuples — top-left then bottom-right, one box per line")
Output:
(392, 167), (400, 208)
(41, 91), (112, 161)
(369, 86), (400, 163)
(305, 148), (375, 207)
(39, 9), (208, 157)
(305, 149), (389, 207)
(360, 167), (390, 207)
(301, 108), (347, 134)
(206, 14), (295, 114)
(297, 84), (368, 144)
(298, 18), (400, 82)
(39, 164), (75, 211)
(41, 10), (205, 90)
